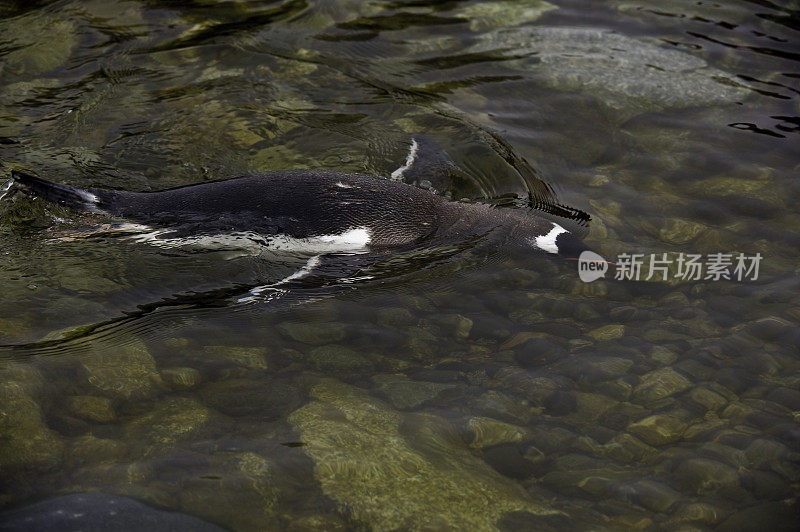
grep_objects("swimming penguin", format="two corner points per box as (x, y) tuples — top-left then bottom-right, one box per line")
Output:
(7, 139), (593, 299)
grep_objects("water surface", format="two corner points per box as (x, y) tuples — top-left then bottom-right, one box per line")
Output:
(1, 0), (799, 529)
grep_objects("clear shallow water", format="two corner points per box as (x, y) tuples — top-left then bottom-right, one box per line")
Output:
(1, 0), (799, 529)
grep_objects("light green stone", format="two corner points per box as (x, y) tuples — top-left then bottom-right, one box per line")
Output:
(203, 346), (269, 370)
(587, 324), (625, 341)
(161, 367), (203, 389)
(68, 395), (116, 423)
(467, 417), (527, 449)
(125, 398), (211, 455)
(288, 379), (560, 529)
(688, 387), (727, 412)
(627, 413), (688, 446)
(0, 15), (77, 81)
(0, 380), (64, 472)
(373, 375), (455, 410)
(633, 367), (691, 403)
(469, 27), (749, 119)
(81, 338), (161, 400)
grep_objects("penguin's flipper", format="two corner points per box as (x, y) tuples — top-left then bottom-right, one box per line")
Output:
(390, 134), (464, 196)
(236, 252), (382, 304)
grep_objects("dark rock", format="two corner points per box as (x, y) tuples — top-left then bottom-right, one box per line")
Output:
(741, 317), (794, 342)
(483, 444), (537, 480)
(714, 367), (756, 395)
(767, 387), (800, 411)
(0, 492), (224, 531)
(513, 336), (569, 368)
(199, 378), (302, 420)
(717, 501), (800, 532)
(675, 458), (740, 496)
(544, 391), (577, 416)
(497, 510), (572, 532)
(740, 469), (794, 501)
(306, 345), (374, 376)
(373, 376), (456, 410)
(474, 391), (532, 425)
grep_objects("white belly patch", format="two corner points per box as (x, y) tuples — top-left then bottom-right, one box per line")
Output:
(127, 226), (372, 254)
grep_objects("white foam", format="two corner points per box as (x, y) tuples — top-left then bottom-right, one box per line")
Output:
(0, 179), (12, 201)
(238, 254), (324, 303)
(533, 223), (568, 254)
(278, 255), (322, 284)
(390, 138), (419, 180)
(335, 181), (356, 189)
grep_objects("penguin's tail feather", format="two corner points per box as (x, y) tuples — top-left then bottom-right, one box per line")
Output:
(11, 170), (102, 212)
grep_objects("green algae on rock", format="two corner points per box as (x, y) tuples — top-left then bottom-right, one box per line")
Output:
(288, 379), (560, 529)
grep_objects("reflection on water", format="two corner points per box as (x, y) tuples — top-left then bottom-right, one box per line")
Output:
(1, 0), (799, 529)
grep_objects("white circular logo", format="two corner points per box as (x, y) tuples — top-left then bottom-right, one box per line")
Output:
(578, 250), (608, 282)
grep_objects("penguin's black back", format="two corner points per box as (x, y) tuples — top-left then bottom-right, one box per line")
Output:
(99, 170), (446, 247)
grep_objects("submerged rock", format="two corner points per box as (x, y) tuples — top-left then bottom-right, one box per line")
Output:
(0, 379), (64, 475)
(199, 378), (302, 420)
(0, 14), (77, 82)
(455, 0), (557, 32)
(124, 398), (212, 455)
(468, 27), (749, 118)
(202, 346), (269, 370)
(474, 390), (533, 425)
(288, 379), (560, 529)
(179, 451), (281, 530)
(160, 367), (203, 390)
(307, 345), (374, 376)
(627, 413), (687, 446)
(277, 321), (347, 344)
(376, 307), (416, 327)
(373, 374), (456, 410)
(467, 417), (528, 449)
(622, 479), (682, 513)
(0, 492), (224, 532)
(587, 324), (625, 341)
(67, 395), (116, 423)
(633, 367), (691, 403)
(80, 338), (161, 400)
(675, 457), (740, 496)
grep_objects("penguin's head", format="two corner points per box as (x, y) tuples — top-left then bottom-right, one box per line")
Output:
(530, 223), (591, 260)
